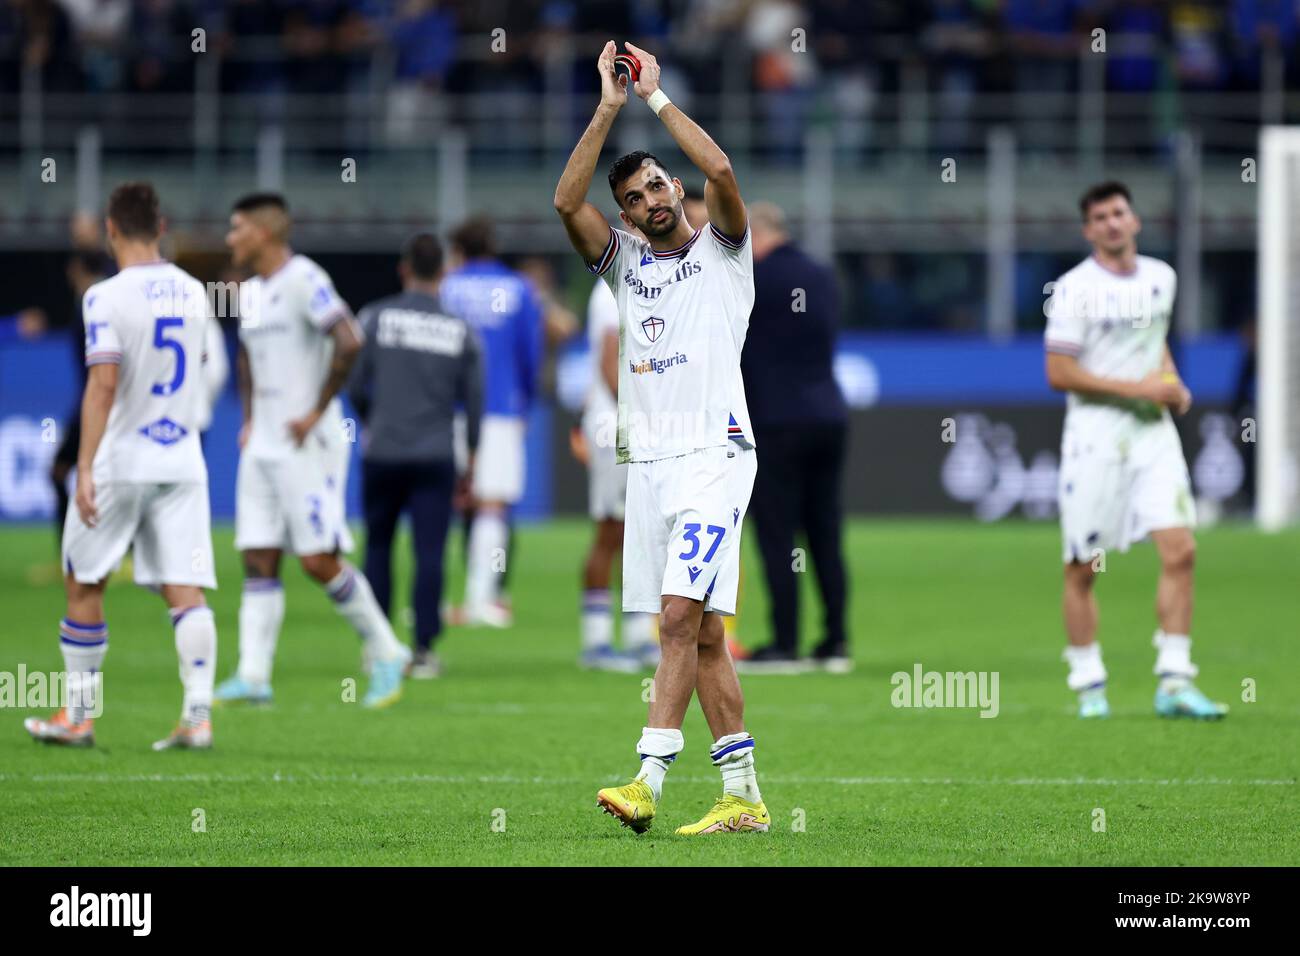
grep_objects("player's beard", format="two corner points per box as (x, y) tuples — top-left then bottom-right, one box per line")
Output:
(1102, 236), (1135, 258)
(642, 205), (679, 237)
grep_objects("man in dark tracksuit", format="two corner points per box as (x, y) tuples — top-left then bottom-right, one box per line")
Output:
(738, 203), (851, 673)
(349, 234), (484, 677)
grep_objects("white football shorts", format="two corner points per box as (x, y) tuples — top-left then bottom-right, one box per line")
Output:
(235, 438), (354, 556)
(1059, 417), (1196, 563)
(63, 479), (216, 589)
(623, 443), (756, 616)
(471, 414), (526, 504)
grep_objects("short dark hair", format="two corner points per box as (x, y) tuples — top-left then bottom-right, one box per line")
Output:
(107, 182), (161, 240)
(449, 215), (495, 259)
(402, 232), (443, 279)
(608, 150), (672, 205)
(232, 192), (288, 215)
(1079, 181), (1133, 220)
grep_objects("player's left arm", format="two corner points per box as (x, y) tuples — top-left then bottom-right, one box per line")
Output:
(74, 363), (117, 527)
(1161, 345), (1193, 415)
(201, 314), (229, 406)
(346, 307), (375, 422)
(1157, 265), (1191, 414)
(625, 43), (746, 241)
(289, 316), (364, 446)
(289, 267), (362, 445)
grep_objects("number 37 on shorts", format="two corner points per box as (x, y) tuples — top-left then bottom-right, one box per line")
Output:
(621, 445), (758, 617)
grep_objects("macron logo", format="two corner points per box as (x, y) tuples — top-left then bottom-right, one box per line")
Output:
(50, 886), (151, 936)
(687, 565), (702, 584)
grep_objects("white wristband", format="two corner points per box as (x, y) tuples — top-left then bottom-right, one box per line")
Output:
(647, 89), (671, 116)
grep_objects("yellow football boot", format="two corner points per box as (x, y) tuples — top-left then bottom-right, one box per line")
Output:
(675, 795), (770, 835)
(596, 779), (656, 833)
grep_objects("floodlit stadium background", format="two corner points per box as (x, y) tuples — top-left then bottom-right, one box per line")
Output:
(0, 1), (1290, 527)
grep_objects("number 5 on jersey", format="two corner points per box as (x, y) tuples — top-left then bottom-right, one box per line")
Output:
(151, 316), (186, 396)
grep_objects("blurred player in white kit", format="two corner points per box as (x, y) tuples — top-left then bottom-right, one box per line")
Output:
(214, 193), (410, 709)
(576, 277), (659, 672)
(1045, 181), (1227, 721)
(26, 182), (220, 750)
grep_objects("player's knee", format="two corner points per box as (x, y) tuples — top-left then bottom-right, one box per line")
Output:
(598, 523), (624, 552)
(1162, 538), (1196, 574)
(587, 537), (614, 565)
(1063, 561), (1096, 591)
(242, 551), (279, 580)
(299, 552), (339, 583)
(161, 584), (205, 610)
(64, 578), (106, 615)
(698, 614), (725, 649)
(659, 599), (698, 642)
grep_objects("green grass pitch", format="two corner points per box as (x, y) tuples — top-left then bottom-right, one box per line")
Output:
(1, 518), (1295, 866)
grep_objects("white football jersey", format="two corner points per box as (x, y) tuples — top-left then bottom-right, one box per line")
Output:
(1045, 254), (1178, 445)
(237, 254), (351, 459)
(81, 262), (210, 483)
(591, 223), (756, 463)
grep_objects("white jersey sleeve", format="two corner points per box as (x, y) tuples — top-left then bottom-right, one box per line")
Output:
(83, 289), (123, 367)
(706, 221), (751, 261)
(588, 226), (639, 292)
(1044, 273), (1086, 357)
(704, 222), (755, 344)
(298, 259), (352, 332)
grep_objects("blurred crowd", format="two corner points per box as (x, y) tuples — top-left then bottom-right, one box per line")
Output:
(1, 0), (1296, 100)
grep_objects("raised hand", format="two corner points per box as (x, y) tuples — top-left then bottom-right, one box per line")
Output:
(623, 43), (661, 100)
(598, 40), (628, 109)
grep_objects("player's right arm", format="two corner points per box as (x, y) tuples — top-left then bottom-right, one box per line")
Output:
(1045, 352), (1186, 410)
(554, 41), (626, 266)
(75, 289), (123, 526)
(288, 317), (363, 445)
(75, 364), (116, 527)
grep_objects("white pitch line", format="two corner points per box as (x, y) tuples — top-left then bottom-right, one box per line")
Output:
(2, 772), (1294, 787)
